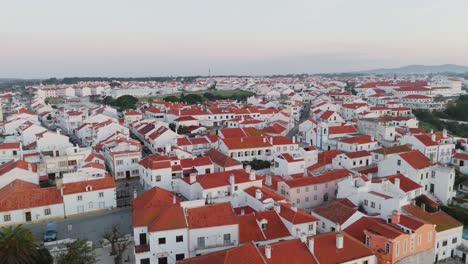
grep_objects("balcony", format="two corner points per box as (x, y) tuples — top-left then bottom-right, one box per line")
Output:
(195, 241), (236, 253)
(134, 244), (150, 254)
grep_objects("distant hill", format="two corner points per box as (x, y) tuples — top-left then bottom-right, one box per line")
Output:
(359, 64), (468, 75)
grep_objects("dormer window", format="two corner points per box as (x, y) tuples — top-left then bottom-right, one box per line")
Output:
(86, 185), (92, 192)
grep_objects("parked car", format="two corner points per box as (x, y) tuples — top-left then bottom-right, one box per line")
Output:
(43, 222), (57, 242)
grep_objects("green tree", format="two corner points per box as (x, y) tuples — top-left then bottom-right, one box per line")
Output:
(0, 225), (38, 264)
(163, 96), (180, 103)
(177, 125), (189, 134)
(112, 95), (138, 110)
(169, 123), (176, 132)
(102, 96), (115, 105)
(56, 239), (97, 264)
(183, 94), (203, 104)
(35, 247), (53, 264)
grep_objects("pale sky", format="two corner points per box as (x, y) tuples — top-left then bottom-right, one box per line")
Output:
(1, 0), (468, 78)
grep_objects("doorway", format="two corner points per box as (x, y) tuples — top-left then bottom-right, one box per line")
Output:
(25, 212), (31, 222)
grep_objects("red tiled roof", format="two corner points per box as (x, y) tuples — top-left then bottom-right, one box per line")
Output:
(402, 204), (462, 232)
(178, 242), (264, 264)
(311, 232), (374, 264)
(205, 148), (241, 168)
(0, 180), (63, 211)
(414, 134), (438, 147)
(62, 174), (115, 195)
(181, 169), (260, 189)
(373, 174), (421, 193)
(339, 135), (375, 145)
(279, 203), (318, 224)
(244, 186), (286, 202)
(0, 142), (20, 149)
(0, 160), (37, 175)
(312, 200), (358, 224)
(399, 150), (432, 169)
(239, 210), (290, 243)
(344, 150), (371, 159)
(259, 239), (318, 264)
(329, 125), (358, 135)
(132, 187), (181, 227)
(186, 203), (237, 229)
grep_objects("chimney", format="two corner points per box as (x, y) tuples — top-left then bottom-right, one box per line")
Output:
(391, 210), (400, 224)
(173, 194), (176, 204)
(442, 128), (447, 138)
(265, 245), (271, 259)
(245, 165), (252, 173)
(430, 129), (434, 134)
(265, 174), (272, 186)
(291, 203), (297, 212)
(336, 223), (342, 232)
(274, 203), (281, 214)
(421, 203), (426, 212)
(55, 179), (63, 190)
(240, 209), (245, 215)
(394, 178), (400, 189)
(411, 199), (416, 206)
(292, 136), (296, 144)
(190, 173), (197, 184)
(133, 189), (138, 199)
(229, 173), (235, 185)
(270, 137), (273, 144)
(28, 163), (32, 171)
(336, 233), (344, 249)
(431, 134), (436, 142)
(263, 137), (266, 143)
(255, 189), (263, 200)
(165, 144), (171, 154)
(308, 238), (315, 255)
(300, 232), (307, 243)
(249, 170), (256, 181)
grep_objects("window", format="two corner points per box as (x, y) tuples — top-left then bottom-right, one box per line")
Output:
(418, 234), (422, 246)
(156, 176), (161, 182)
(364, 199), (368, 206)
(371, 202), (375, 208)
(77, 195), (83, 201)
(395, 241), (400, 257)
(453, 237), (458, 244)
(158, 237), (166, 245)
(99, 192), (104, 198)
(59, 161), (67, 167)
(308, 224), (314, 231)
(44, 208), (51, 215)
(365, 236), (370, 246)
(397, 159), (401, 165)
(305, 187), (309, 192)
(131, 158), (138, 164)
(305, 197), (309, 202)
(296, 198), (300, 204)
(176, 235), (183, 242)
(68, 160), (77, 166)
(88, 202), (93, 209)
(116, 160), (123, 166)
(223, 233), (231, 245)
(297, 189), (300, 194)
(158, 257), (167, 264)
(442, 240), (448, 247)
(261, 223), (268, 230)
(427, 231), (432, 242)
(314, 195), (317, 200)
(403, 239), (407, 254)
(175, 254), (184, 261)
(385, 242), (391, 254)
(4, 214), (11, 222)
(197, 237), (205, 248)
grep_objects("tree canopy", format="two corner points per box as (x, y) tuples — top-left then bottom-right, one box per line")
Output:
(56, 239), (97, 264)
(0, 225), (38, 264)
(111, 95), (138, 110)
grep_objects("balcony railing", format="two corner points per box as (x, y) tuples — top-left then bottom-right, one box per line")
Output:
(195, 241), (235, 251)
(134, 244), (150, 253)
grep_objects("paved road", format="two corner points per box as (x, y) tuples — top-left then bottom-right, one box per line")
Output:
(26, 208), (132, 246)
(286, 103), (311, 139)
(440, 118), (468, 125)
